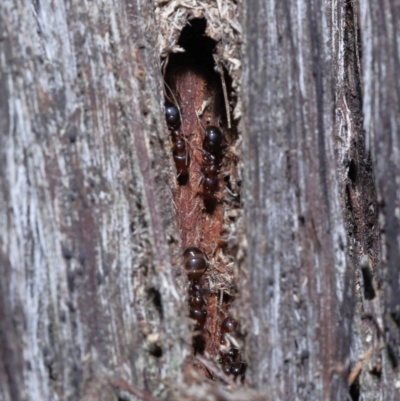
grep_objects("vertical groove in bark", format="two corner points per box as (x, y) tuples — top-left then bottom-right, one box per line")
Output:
(243, 0), (352, 399)
(329, 0), (383, 399)
(2, 0), (400, 399)
(359, 0), (400, 399)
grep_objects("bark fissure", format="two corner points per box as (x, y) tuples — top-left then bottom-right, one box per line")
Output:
(1, 0), (400, 400)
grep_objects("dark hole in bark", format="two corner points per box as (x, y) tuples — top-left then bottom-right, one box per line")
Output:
(149, 343), (163, 358)
(177, 173), (189, 185)
(300, 349), (309, 363)
(173, 18), (218, 79)
(68, 126), (77, 143)
(361, 266), (376, 300)
(163, 16), (245, 380)
(349, 376), (360, 401)
(369, 364), (382, 378)
(348, 159), (357, 182)
(62, 247), (72, 259)
(147, 288), (163, 320)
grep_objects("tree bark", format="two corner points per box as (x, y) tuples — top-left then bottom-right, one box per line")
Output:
(359, 1), (400, 399)
(243, 1), (352, 399)
(0, 1), (187, 400)
(1, 0), (399, 400)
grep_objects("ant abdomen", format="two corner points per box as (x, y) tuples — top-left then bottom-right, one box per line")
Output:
(203, 176), (219, 198)
(173, 139), (190, 175)
(173, 154), (189, 176)
(184, 247), (207, 281)
(221, 317), (238, 334)
(220, 317), (238, 347)
(165, 105), (180, 129)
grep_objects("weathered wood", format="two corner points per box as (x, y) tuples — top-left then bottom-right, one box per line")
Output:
(330, 1), (383, 399)
(2, 0), (400, 399)
(0, 1), (188, 400)
(242, 0), (353, 399)
(359, 0), (400, 399)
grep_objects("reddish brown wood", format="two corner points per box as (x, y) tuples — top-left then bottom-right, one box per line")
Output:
(164, 20), (242, 370)
(166, 66), (224, 254)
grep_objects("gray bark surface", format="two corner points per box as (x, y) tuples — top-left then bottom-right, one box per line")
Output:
(1, 0), (400, 400)
(0, 1), (187, 400)
(359, 0), (400, 399)
(242, 1), (352, 399)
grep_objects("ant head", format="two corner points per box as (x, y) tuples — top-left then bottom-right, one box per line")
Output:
(165, 104), (180, 129)
(203, 126), (225, 152)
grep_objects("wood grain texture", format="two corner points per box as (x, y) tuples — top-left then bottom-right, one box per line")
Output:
(359, 0), (400, 399)
(330, 1), (383, 399)
(242, 0), (352, 399)
(2, 0), (400, 399)
(0, 1), (188, 400)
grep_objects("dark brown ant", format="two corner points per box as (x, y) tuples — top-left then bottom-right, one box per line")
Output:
(165, 105), (181, 129)
(201, 153), (220, 202)
(184, 247), (208, 353)
(165, 105), (190, 183)
(188, 281), (206, 309)
(230, 361), (246, 378)
(220, 316), (238, 343)
(189, 308), (207, 331)
(171, 130), (190, 179)
(219, 318), (246, 380)
(188, 280), (207, 331)
(203, 126), (225, 155)
(184, 247), (207, 281)
(219, 348), (246, 380)
(220, 316), (238, 347)
(198, 125), (226, 211)
(221, 316), (238, 334)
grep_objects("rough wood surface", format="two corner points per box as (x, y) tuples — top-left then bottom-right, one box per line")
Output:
(330, 1), (383, 399)
(242, 0), (352, 399)
(1, 0), (400, 400)
(0, 1), (188, 400)
(359, 0), (400, 399)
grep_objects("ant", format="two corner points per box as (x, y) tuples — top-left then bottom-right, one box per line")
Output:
(184, 246), (207, 281)
(220, 316), (238, 345)
(165, 105), (190, 184)
(184, 247), (208, 353)
(197, 124), (227, 211)
(220, 348), (246, 379)
(218, 316), (246, 380)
